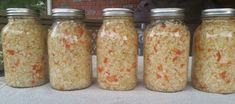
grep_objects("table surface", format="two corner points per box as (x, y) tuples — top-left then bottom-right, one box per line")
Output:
(0, 56), (235, 104)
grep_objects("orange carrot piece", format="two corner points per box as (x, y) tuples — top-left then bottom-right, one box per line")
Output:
(97, 67), (103, 73)
(208, 48), (212, 52)
(174, 49), (183, 56)
(172, 28), (179, 33)
(164, 74), (169, 82)
(219, 71), (227, 80)
(104, 57), (108, 64)
(7, 49), (15, 55)
(156, 73), (161, 79)
(154, 46), (158, 53)
(216, 51), (221, 62)
(157, 64), (163, 71)
(78, 27), (84, 35)
(32, 64), (42, 73)
(107, 75), (118, 82)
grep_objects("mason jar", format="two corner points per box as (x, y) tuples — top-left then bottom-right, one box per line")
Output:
(192, 8), (235, 94)
(1, 8), (48, 87)
(144, 8), (190, 92)
(97, 8), (138, 91)
(48, 8), (92, 91)
(0, 10), (6, 72)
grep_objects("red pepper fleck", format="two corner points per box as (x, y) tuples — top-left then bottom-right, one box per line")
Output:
(7, 50), (15, 55)
(172, 28), (180, 33)
(104, 57), (108, 64)
(164, 74), (169, 82)
(216, 51), (221, 62)
(157, 39), (160, 44)
(208, 48), (212, 52)
(78, 27), (84, 35)
(174, 49), (184, 56)
(97, 67), (103, 73)
(157, 64), (163, 71)
(62, 39), (71, 49)
(219, 71), (227, 80)
(154, 46), (158, 53)
(32, 64), (42, 74)
(156, 73), (161, 79)
(107, 75), (118, 82)
(65, 44), (70, 48)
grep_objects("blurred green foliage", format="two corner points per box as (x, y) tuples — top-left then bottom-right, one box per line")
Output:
(0, 0), (46, 11)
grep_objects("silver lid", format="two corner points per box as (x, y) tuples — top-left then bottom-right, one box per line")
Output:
(6, 8), (37, 16)
(151, 8), (184, 17)
(103, 8), (133, 16)
(202, 8), (235, 17)
(52, 8), (85, 18)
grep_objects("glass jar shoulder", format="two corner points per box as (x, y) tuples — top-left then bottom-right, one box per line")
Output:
(201, 19), (235, 38)
(98, 19), (137, 41)
(49, 20), (88, 38)
(2, 19), (44, 37)
(145, 20), (189, 38)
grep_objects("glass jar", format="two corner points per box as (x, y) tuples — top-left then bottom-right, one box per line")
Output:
(1, 8), (48, 87)
(144, 8), (190, 92)
(97, 8), (138, 91)
(192, 8), (235, 94)
(0, 10), (6, 72)
(48, 8), (92, 91)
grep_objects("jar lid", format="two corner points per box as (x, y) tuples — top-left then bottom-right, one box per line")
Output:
(202, 8), (235, 17)
(151, 8), (184, 17)
(103, 8), (133, 16)
(6, 8), (37, 16)
(52, 8), (85, 18)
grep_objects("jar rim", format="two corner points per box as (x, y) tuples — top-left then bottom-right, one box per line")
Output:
(6, 8), (37, 16)
(52, 8), (85, 18)
(102, 8), (133, 17)
(202, 8), (235, 17)
(151, 8), (184, 17)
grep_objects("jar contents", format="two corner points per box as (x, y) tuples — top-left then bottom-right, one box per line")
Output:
(144, 8), (190, 92)
(48, 8), (92, 91)
(192, 9), (235, 94)
(2, 8), (48, 87)
(97, 8), (138, 91)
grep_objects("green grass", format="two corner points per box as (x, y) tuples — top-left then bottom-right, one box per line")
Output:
(0, 0), (46, 11)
